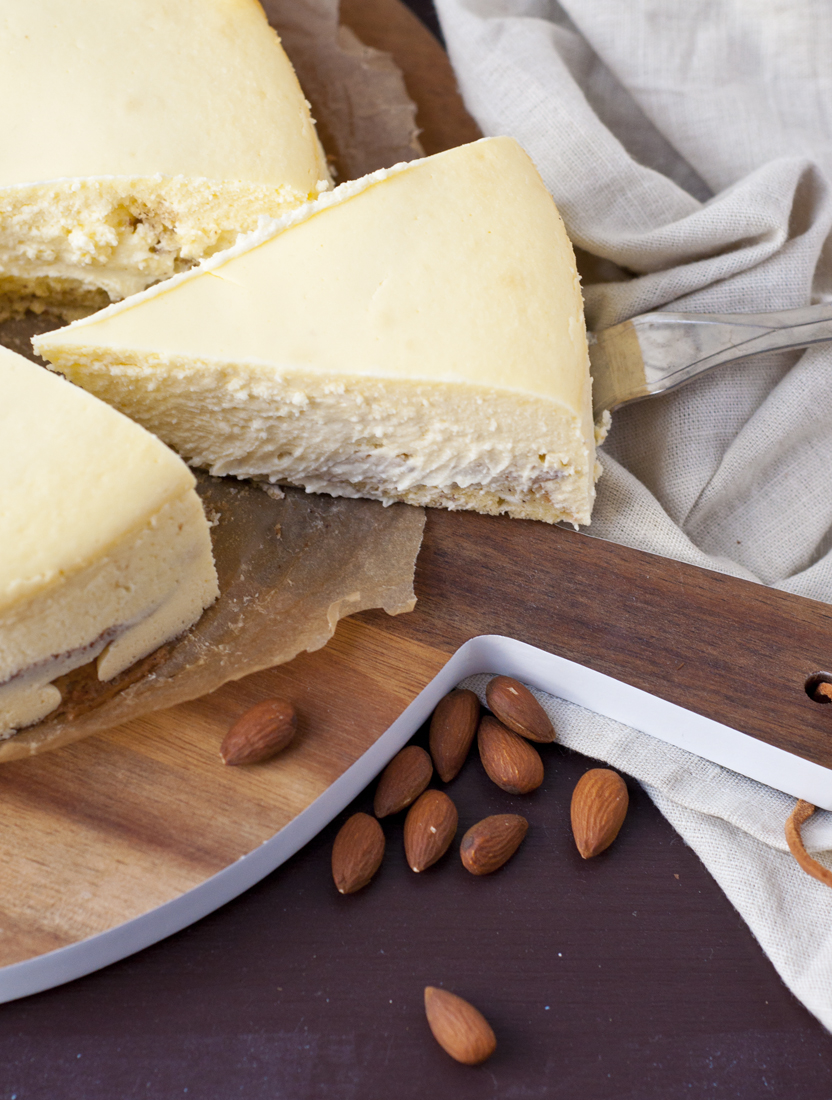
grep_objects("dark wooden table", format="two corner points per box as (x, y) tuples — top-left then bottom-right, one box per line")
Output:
(3, 4), (832, 1098)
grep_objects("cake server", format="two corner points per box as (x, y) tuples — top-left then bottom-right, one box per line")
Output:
(590, 301), (832, 417)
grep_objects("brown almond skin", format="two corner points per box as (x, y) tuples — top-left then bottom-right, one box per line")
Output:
(486, 676), (555, 743)
(404, 789), (458, 872)
(424, 987), (496, 1065)
(477, 715), (543, 794)
(220, 699), (297, 766)
(460, 814), (529, 875)
(373, 745), (433, 817)
(331, 813), (386, 894)
(571, 768), (629, 858)
(429, 689), (480, 782)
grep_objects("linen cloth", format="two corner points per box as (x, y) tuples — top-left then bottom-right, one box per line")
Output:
(433, 0), (832, 1028)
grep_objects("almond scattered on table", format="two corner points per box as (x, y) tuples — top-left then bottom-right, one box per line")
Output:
(570, 768), (628, 858)
(373, 745), (433, 817)
(485, 676), (555, 743)
(331, 812), (386, 894)
(424, 986), (496, 1065)
(460, 813), (529, 875)
(404, 789), (458, 872)
(219, 698), (297, 766)
(429, 688), (480, 782)
(323, 674), (635, 1069)
(477, 715), (544, 794)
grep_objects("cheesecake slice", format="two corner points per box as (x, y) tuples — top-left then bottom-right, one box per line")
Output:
(0, 347), (219, 739)
(0, 0), (329, 319)
(35, 137), (599, 526)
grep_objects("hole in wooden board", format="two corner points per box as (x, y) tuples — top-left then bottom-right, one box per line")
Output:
(805, 672), (832, 703)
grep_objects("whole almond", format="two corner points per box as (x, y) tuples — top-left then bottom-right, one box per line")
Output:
(331, 813), (386, 894)
(460, 814), (529, 875)
(424, 986), (496, 1065)
(220, 699), (297, 766)
(477, 715), (544, 794)
(571, 768), (629, 858)
(373, 745), (433, 817)
(485, 676), (555, 743)
(404, 790), (458, 872)
(429, 689), (480, 782)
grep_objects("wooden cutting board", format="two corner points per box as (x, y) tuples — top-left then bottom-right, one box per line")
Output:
(3, 0), (832, 983)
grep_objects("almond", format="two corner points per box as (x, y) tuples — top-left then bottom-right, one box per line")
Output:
(460, 814), (529, 875)
(570, 768), (628, 858)
(403, 789), (458, 872)
(429, 689), (480, 782)
(424, 986), (496, 1065)
(219, 698), (297, 766)
(485, 676), (555, 743)
(373, 745), (433, 818)
(477, 715), (544, 794)
(331, 812), (386, 894)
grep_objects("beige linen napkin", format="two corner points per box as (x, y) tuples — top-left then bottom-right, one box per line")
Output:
(434, 0), (832, 1028)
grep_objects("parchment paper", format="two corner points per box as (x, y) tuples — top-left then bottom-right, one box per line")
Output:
(0, 0), (427, 759)
(0, 477), (424, 761)
(263, 0), (423, 180)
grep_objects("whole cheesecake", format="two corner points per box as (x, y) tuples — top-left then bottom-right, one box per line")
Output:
(0, 0), (330, 320)
(0, 347), (219, 739)
(35, 137), (600, 527)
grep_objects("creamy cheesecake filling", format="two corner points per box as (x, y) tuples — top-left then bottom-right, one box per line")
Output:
(0, 491), (218, 737)
(36, 356), (595, 526)
(0, 681), (63, 737)
(0, 176), (328, 320)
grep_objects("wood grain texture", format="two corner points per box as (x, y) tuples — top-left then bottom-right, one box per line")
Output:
(359, 509), (832, 767)
(0, 619), (445, 966)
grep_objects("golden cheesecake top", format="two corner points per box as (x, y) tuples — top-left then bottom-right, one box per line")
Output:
(36, 138), (590, 413)
(0, 0), (328, 192)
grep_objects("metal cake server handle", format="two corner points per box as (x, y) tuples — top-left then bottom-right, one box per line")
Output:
(590, 302), (832, 417)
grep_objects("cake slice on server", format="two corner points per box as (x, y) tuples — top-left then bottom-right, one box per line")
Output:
(0, 348), (219, 740)
(0, 0), (330, 319)
(35, 137), (600, 527)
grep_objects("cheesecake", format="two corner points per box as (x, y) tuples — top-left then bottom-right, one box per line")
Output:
(35, 137), (599, 526)
(0, 0), (330, 319)
(0, 347), (219, 738)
